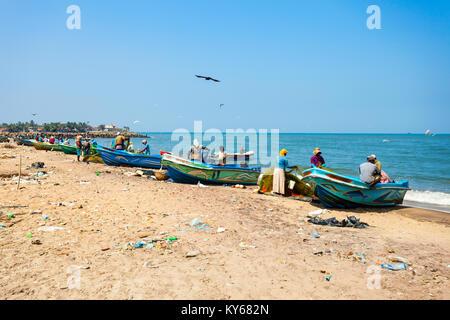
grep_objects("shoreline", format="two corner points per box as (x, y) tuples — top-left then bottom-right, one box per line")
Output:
(1, 131), (149, 139)
(0, 143), (449, 299)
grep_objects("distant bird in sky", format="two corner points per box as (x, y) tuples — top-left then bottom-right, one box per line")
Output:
(133, 120), (140, 124)
(32, 113), (38, 116)
(195, 75), (220, 82)
(219, 104), (224, 108)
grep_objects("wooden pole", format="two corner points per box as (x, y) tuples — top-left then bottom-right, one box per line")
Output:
(17, 155), (22, 190)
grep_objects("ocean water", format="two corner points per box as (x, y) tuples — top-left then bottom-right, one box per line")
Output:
(92, 133), (450, 208)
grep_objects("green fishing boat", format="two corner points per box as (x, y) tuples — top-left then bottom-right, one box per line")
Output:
(32, 140), (63, 151)
(60, 144), (77, 155)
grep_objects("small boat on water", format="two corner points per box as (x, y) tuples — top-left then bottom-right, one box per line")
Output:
(302, 168), (409, 208)
(161, 153), (261, 185)
(96, 146), (164, 169)
(32, 140), (63, 151)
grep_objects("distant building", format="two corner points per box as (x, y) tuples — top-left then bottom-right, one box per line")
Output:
(104, 124), (121, 132)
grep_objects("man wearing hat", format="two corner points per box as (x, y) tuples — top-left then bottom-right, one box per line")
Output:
(310, 147), (325, 168)
(359, 155), (382, 187)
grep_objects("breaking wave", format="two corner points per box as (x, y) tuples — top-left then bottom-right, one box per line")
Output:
(404, 190), (450, 206)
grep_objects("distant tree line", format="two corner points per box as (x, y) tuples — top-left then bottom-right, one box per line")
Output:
(1, 121), (91, 133)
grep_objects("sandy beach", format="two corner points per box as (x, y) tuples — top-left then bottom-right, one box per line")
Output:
(0, 143), (449, 300)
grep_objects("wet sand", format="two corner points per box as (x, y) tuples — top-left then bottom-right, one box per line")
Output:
(0, 143), (449, 299)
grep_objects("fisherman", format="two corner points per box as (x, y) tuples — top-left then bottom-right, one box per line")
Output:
(273, 149), (297, 196)
(114, 132), (126, 150)
(82, 139), (91, 164)
(369, 154), (392, 183)
(310, 147), (325, 168)
(240, 145), (249, 167)
(211, 146), (227, 166)
(369, 154), (382, 171)
(188, 139), (209, 162)
(49, 136), (55, 144)
(75, 135), (82, 162)
(359, 155), (381, 187)
(138, 140), (150, 155)
(127, 141), (135, 153)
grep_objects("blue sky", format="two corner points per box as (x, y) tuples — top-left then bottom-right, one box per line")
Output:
(0, 0), (449, 133)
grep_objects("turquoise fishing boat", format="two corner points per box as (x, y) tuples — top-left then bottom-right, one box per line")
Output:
(96, 146), (164, 169)
(161, 153), (261, 185)
(302, 168), (409, 208)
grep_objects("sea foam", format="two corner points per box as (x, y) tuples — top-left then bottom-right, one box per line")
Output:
(404, 190), (450, 206)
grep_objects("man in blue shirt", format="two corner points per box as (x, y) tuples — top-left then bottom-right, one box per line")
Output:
(139, 140), (150, 155)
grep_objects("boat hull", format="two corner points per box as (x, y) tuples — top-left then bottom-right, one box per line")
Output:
(302, 168), (409, 208)
(14, 137), (34, 146)
(162, 154), (261, 185)
(97, 146), (163, 169)
(32, 141), (62, 151)
(60, 144), (77, 155)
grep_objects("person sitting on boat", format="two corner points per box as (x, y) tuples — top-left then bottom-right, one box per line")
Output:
(138, 140), (150, 155)
(127, 141), (135, 153)
(239, 145), (249, 167)
(359, 155), (382, 188)
(188, 139), (209, 163)
(211, 146), (227, 166)
(369, 154), (392, 183)
(75, 135), (82, 162)
(273, 149), (297, 196)
(311, 148), (325, 168)
(49, 136), (55, 144)
(114, 132), (126, 150)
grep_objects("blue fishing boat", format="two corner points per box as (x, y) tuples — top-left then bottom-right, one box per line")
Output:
(161, 153), (261, 185)
(302, 168), (409, 208)
(96, 146), (164, 169)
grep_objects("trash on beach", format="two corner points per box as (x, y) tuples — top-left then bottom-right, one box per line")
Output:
(42, 214), (49, 220)
(58, 202), (74, 207)
(325, 273), (332, 281)
(0, 224), (6, 228)
(31, 210), (42, 215)
(26, 233), (32, 238)
(186, 250), (200, 257)
(308, 209), (328, 217)
(308, 216), (369, 229)
(31, 162), (45, 169)
(79, 181), (91, 184)
(6, 212), (15, 218)
(166, 237), (177, 243)
(197, 182), (208, 188)
(232, 184), (245, 189)
(388, 255), (411, 265)
(310, 231), (320, 238)
(217, 227), (226, 233)
(38, 226), (65, 232)
(31, 239), (42, 245)
(387, 249), (395, 253)
(189, 218), (203, 226)
(381, 263), (407, 271)
(239, 242), (256, 249)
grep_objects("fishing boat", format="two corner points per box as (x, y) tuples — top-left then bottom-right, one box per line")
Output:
(0, 136), (9, 143)
(161, 153), (261, 185)
(32, 140), (63, 151)
(14, 137), (34, 146)
(301, 168), (409, 208)
(60, 144), (78, 155)
(96, 146), (164, 169)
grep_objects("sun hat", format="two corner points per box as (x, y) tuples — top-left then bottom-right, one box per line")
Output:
(313, 147), (321, 155)
(280, 149), (288, 156)
(367, 154), (376, 161)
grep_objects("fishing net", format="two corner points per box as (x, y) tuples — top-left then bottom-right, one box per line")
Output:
(258, 166), (313, 197)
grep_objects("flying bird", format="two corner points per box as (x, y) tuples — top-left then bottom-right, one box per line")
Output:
(133, 120), (140, 124)
(32, 113), (38, 116)
(195, 75), (220, 82)
(219, 104), (224, 108)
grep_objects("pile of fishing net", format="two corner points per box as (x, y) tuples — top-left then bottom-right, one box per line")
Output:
(83, 150), (104, 164)
(258, 166), (313, 197)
